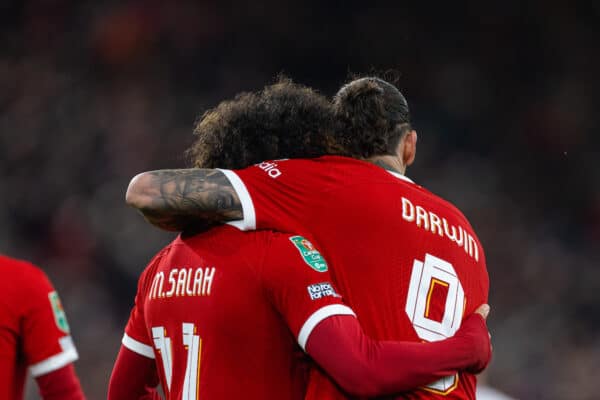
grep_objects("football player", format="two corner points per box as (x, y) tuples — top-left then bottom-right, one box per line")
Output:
(125, 78), (491, 399)
(0, 254), (85, 400)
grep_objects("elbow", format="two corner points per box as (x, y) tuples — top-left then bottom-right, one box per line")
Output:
(126, 172), (154, 209)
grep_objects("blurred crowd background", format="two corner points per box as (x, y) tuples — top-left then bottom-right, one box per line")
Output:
(1, 0), (598, 399)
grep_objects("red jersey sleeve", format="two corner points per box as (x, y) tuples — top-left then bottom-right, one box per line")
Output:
(108, 346), (161, 400)
(219, 162), (315, 232)
(122, 268), (155, 360)
(260, 233), (355, 350)
(22, 268), (78, 378)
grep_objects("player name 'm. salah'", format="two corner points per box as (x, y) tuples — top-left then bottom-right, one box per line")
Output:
(148, 267), (215, 300)
(401, 197), (479, 262)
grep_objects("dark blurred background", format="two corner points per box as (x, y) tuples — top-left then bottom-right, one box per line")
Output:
(1, 0), (598, 398)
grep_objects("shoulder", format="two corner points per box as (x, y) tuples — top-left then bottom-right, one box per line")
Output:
(0, 254), (39, 272)
(263, 232), (328, 271)
(398, 179), (474, 225)
(181, 225), (260, 251)
(0, 256), (56, 319)
(137, 241), (178, 290)
(235, 157), (347, 177)
(425, 189), (477, 232)
(0, 254), (49, 287)
(179, 226), (273, 268)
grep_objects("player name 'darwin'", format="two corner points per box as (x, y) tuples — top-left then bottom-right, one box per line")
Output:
(148, 267), (216, 300)
(401, 197), (479, 262)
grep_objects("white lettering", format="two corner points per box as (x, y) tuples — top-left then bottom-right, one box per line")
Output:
(429, 212), (443, 236)
(175, 269), (187, 296)
(416, 206), (429, 230)
(193, 268), (203, 295)
(455, 226), (464, 247)
(443, 218), (457, 242)
(401, 198), (480, 262)
(268, 169), (282, 178)
(151, 267), (216, 300)
(468, 235), (479, 261)
(402, 197), (415, 221)
(258, 161), (282, 178)
(149, 272), (165, 299)
(202, 267), (215, 296)
(165, 269), (178, 297)
(185, 268), (194, 295)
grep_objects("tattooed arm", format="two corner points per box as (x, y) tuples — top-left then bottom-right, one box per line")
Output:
(126, 169), (242, 231)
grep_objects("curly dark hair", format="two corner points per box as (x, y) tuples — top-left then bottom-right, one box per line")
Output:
(187, 78), (334, 169)
(331, 77), (411, 159)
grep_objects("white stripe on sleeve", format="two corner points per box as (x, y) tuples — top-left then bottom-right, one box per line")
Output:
(217, 169), (257, 231)
(122, 333), (155, 359)
(29, 336), (79, 377)
(297, 304), (356, 351)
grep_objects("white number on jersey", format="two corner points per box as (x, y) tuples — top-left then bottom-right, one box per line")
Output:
(405, 253), (465, 394)
(152, 323), (202, 400)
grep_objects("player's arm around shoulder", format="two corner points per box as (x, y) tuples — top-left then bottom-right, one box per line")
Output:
(126, 168), (243, 231)
(261, 237), (493, 397)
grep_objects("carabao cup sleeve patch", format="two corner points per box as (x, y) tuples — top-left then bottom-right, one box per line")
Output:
(48, 291), (70, 333)
(289, 236), (328, 272)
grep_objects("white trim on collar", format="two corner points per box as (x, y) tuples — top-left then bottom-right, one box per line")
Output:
(386, 170), (414, 183)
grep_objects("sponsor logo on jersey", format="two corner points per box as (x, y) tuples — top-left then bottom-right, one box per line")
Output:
(48, 291), (70, 333)
(289, 236), (328, 272)
(257, 161), (282, 178)
(307, 282), (340, 300)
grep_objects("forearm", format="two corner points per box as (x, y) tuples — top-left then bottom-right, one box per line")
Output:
(36, 364), (85, 400)
(306, 314), (490, 397)
(108, 346), (162, 400)
(126, 169), (242, 231)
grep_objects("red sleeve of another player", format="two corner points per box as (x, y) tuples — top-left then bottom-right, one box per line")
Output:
(219, 162), (310, 232)
(21, 269), (79, 378)
(261, 234), (355, 351)
(122, 269), (155, 360)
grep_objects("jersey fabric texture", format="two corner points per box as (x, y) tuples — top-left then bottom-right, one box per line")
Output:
(221, 156), (490, 399)
(0, 255), (79, 400)
(122, 225), (354, 400)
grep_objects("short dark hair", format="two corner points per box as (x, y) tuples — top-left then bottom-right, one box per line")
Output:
(188, 78), (334, 169)
(331, 77), (411, 158)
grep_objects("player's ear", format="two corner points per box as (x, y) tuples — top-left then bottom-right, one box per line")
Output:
(401, 130), (417, 167)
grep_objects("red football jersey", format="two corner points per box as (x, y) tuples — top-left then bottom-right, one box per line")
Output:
(0, 255), (79, 400)
(122, 225), (354, 400)
(221, 156), (490, 399)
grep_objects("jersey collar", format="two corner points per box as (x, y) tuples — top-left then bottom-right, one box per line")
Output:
(386, 170), (414, 184)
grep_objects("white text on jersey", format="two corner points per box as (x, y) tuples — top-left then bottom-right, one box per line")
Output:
(148, 267), (216, 300)
(401, 197), (479, 262)
(257, 161), (282, 178)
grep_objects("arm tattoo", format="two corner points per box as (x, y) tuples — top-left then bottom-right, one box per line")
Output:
(134, 169), (243, 231)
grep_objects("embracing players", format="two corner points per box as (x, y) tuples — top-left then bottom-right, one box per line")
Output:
(123, 78), (491, 399)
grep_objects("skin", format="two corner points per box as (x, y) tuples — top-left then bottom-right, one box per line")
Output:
(127, 169), (242, 231)
(126, 129), (418, 231)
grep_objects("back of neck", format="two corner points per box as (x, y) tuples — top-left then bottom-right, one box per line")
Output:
(367, 155), (405, 175)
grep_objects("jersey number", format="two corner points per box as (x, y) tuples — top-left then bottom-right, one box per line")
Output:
(405, 253), (465, 394)
(152, 323), (202, 400)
